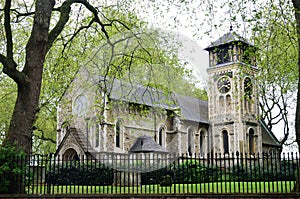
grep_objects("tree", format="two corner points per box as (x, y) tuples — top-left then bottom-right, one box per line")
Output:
(0, 0), (207, 156)
(292, 0), (300, 191)
(0, 0), (140, 155)
(293, 0), (300, 149)
(253, 1), (297, 152)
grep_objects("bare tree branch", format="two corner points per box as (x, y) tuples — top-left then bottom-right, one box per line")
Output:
(34, 127), (56, 144)
(4, 0), (13, 60)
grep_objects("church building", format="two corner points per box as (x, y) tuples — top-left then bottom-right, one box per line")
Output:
(55, 31), (281, 160)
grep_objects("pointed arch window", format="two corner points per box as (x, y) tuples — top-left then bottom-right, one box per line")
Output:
(115, 119), (123, 148)
(216, 45), (232, 64)
(222, 130), (229, 154)
(226, 94), (232, 113)
(158, 126), (166, 147)
(95, 124), (100, 148)
(244, 77), (253, 113)
(249, 128), (255, 155)
(199, 130), (205, 155)
(219, 96), (225, 112)
(188, 127), (195, 156)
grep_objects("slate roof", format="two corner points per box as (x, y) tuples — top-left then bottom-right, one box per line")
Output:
(174, 94), (208, 123)
(260, 120), (281, 147)
(205, 31), (253, 50)
(104, 78), (280, 148)
(129, 135), (168, 153)
(101, 78), (209, 124)
(55, 128), (97, 157)
(108, 79), (177, 110)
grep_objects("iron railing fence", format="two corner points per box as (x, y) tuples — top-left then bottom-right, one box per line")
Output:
(1, 152), (299, 194)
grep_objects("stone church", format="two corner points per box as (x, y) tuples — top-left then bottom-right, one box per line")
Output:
(55, 31), (281, 160)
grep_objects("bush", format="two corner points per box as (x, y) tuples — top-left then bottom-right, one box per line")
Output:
(0, 145), (25, 193)
(141, 159), (221, 185)
(229, 160), (297, 182)
(172, 160), (220, 183)
(45, 161), (114, 185)
(141, 167), (173, 185)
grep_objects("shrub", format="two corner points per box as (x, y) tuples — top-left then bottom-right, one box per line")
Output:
(141, 159), (221, 185)
(0, 145), (25, 193)
(45, 161), (114, 185)
(141, 167), (173, 185)
(172, 160), (220, 183)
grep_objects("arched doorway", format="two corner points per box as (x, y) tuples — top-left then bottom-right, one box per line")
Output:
(63, 148), (79, 161)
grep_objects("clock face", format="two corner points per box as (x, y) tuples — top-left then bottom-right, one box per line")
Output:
(217, 76), (231, 93)
(73, 95), (88, 116)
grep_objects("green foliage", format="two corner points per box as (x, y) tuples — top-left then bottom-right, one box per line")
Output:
(0, 75), (17, 141)
(142, 160), (220, 185)
(46, 161), (114, 185)
(230, 160), (297, 182)
(0, 1), (207, 154)
(0, 145), (25, 193)
(172, 160), (220, 183)
(160, 175), (173, 186)
(142, 159), (297, 185)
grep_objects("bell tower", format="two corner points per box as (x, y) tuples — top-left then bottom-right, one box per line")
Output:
(205, 31), (262, 155)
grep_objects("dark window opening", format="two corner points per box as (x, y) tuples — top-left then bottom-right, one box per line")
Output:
(216, 45), (231, 64)
(244, 77), (253, 98)
(200, 131), (204, 154)
(249, 129), (255, 155)
(95, 124), (99, 147)
(188, 128), (194, 156)
(222, 130), (229, 154)
(159, 128), (163, 146)
(116, 121), (121, 148)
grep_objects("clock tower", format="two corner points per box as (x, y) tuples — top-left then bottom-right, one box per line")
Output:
(205, 31), (262, 156)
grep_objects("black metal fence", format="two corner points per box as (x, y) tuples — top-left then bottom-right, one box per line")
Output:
(1, 152), (299, 194)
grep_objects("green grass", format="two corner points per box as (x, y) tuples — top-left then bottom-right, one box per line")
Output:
(26, 181), (295, 194)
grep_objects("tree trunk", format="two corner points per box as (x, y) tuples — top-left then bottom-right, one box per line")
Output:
(292, 0), (300, 192)
(4, 0), (54, 155)
(3, 0), (54, 193)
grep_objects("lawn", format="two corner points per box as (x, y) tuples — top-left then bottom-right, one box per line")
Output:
(26, 181), (295, 194)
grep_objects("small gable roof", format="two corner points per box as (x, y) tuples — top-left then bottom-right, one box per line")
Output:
(205, 31), (253, 50)
(260, 120), (281, 148)
(129, 135), (168, 153)
(55, 128), (97, 157)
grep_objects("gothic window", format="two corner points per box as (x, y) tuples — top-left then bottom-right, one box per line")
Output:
(188, 127), (195, 156)
(216, 45), (231, 64)
(95, 124), (100, 148)
(222, 130), (229, 154)
(115, 119), (123, 149)
(159, 128), (163, 146)
(249, 128), (255, 155)
(73, 94), (88, 117)
(158, 126), (166, 147)
(219, 96), (225, 112)
(244, 77), (253, 113)
(244, 77), (253, 98)
(199, 130), (205, 155)
(226, 94), (232, 113)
